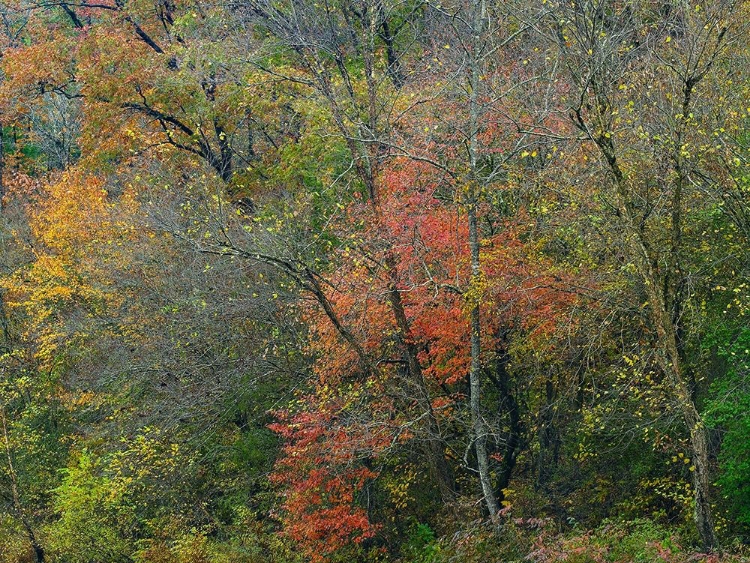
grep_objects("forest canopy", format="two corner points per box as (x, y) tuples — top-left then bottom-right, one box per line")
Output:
(0, 0), (748, 561)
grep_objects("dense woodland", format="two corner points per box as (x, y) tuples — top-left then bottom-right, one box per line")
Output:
(0, 0), (748, 561)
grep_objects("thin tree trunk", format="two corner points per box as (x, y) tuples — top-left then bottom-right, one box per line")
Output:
(469, 207), (499, 522)
(491, 335), (522, 503)
(667, 79), (718, 551)
(384, 255), (455, 499)
(598, 138), (717, 551)
(0, 125), (10, 354)
(536, 373), (559, 490)
(0, 292), (10, 353)
(0, 125), (5, 211)
(638, 233), (716, 550)
(468, 0), (500, 524)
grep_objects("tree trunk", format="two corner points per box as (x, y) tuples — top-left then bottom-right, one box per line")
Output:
(599, 139), (717, 550)
(0, 123), (10, 367)
(492, 335), (522, 504)
(467, 0), (500, 524)
(384, 255), (455, 500)
(536, 373), (559, 490)
(0, 292), (9, 354)
(0, 125), (5, 211)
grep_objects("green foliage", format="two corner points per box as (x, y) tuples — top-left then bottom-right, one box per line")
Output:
(0, 514), (33, 563)
(705, 323), (750, 531)
(47, 449), (137, 562)
(47, 430), (195, 562)
(526, 519), (685, 563)
(402, 523), (439, 563)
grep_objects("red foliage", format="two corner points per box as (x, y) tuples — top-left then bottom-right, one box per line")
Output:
(269, 382), (394, 562)
(271, 150), (580, 559)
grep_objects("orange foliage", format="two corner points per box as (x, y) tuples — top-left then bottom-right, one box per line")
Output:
(269, 381), (395, 562)
(271, 148), (580, 558)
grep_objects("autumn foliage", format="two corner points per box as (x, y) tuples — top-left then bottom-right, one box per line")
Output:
(0, 0), (748, 562)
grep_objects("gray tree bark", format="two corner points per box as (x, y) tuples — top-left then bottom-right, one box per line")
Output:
(468, 0), (500, 524)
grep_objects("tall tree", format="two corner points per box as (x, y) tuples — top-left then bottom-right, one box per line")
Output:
(536, 0), (747, 548)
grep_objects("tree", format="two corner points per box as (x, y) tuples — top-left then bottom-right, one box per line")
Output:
(535, 0), (748, 548)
